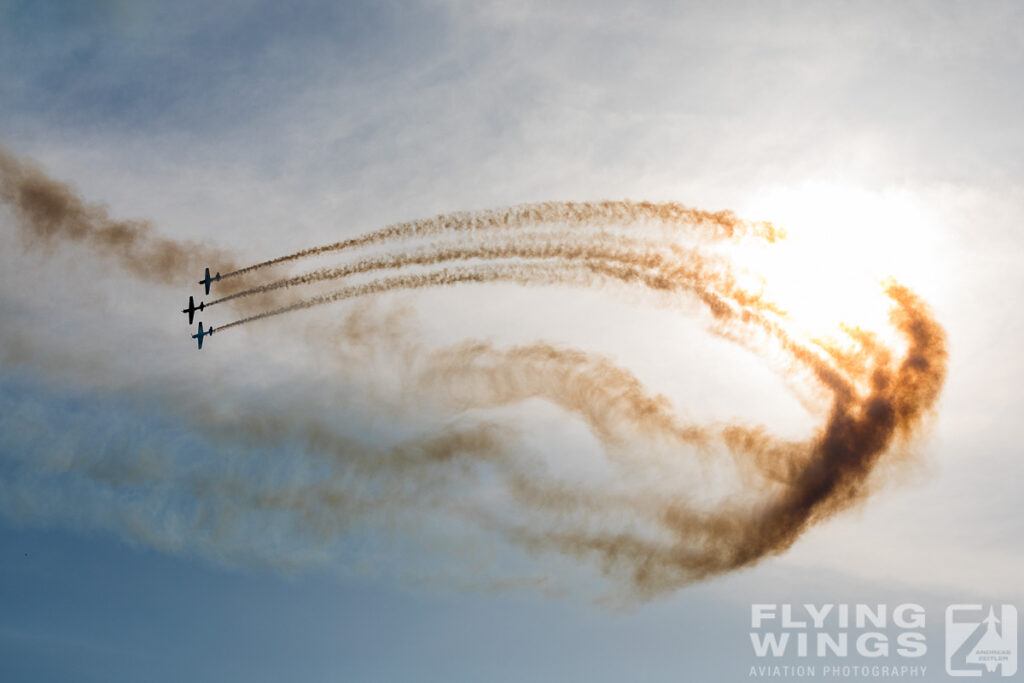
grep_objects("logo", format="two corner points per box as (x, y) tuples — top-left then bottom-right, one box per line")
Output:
(946, 604), (1018, 677)
(747, 604), (930, 678)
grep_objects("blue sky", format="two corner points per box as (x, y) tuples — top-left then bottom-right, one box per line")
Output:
(1, 520), (745, 683)
(2, 1), (1024, 680)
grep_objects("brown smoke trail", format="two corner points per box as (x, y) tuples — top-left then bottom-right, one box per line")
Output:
(207, 235), (771, 316)
(411, 286), (944, 595)
(216, 262), (600, 331)
(0, 144), (237, 283)
(216, 223), (944, 595)
(216, 250), (768, 335)
(413, 337), (818, 488)
(220, 200), (784, 279)
(214, 237), (848, 405)
(0, 145), (947, 596)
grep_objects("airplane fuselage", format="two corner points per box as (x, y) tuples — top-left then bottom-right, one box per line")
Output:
(200, 268), (221, 295)
(182, 296), (205, 325)
(192, 322), (214, 350)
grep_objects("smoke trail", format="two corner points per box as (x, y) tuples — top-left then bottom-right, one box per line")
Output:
(0, 145), (947, 597)
(207, 234), (787, 321)
(214, 239), (851, 404)
(208, 233), (647, 305)
(216, 263), (596, 331)
(0, 145), (237, 283)
(406, 286), (944, 595)
(216, 251), (760, 335)
(220, 200), (784, 279)
(213, 232), (945, 594)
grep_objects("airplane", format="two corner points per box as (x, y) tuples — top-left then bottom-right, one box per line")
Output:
(182, 295), (205, 325)
(199, 267), (221, 295)
(192, 322), (214, 350)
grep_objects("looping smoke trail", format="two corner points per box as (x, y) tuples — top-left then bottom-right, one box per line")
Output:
(214, 211), (945, 594)
(219, 200), (784, 279)
(0, 145), (947, 597)
(464, 285), (943, 593)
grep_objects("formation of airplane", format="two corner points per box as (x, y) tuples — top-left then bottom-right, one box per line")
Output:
(186, 268), (219, 349)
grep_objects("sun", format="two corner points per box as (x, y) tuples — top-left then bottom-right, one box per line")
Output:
(733, 182), (942, 342)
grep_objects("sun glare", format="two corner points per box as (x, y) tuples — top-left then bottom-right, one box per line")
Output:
(736, 183), (941, 341)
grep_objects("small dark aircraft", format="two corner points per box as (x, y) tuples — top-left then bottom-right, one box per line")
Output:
(192, 322), (214, 350)
(182, 296), (205, 325)
(199, 267), (221, 295)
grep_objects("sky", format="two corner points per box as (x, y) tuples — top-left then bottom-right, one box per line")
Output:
(1, 1), (1023, 681)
